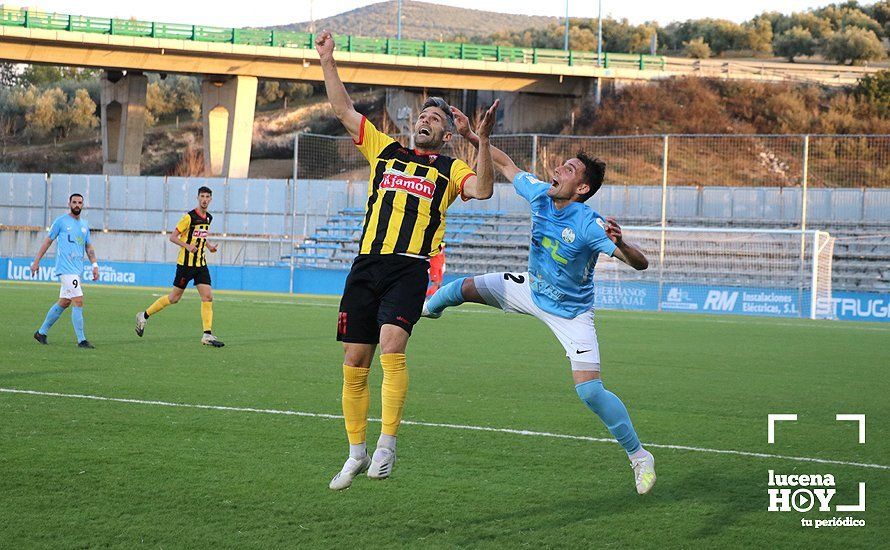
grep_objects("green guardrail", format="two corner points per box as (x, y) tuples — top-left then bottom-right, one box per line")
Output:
(0, 7), (666, 71)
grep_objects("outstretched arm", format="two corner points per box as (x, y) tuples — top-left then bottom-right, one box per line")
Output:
(451, 104), (522, 182)
(461, 100), (499, 200)
(315, 30), (363, 140)
(605, 217), (648, 271)
(30, 237), (53, 273)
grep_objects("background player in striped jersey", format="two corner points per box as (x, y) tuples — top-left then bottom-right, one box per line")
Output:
(423, 107), (658, 495)
(31, 193), (99, 348)
(134, 186), (224, 347)
(315, 29), (498, 490)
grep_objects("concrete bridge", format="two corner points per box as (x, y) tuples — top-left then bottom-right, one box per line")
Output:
(0, 8), (880, 178)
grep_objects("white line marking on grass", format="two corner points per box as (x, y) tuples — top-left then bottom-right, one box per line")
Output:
(3, 387), (888, 471)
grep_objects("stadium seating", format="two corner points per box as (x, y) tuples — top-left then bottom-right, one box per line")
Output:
(292, 210), (890, 292)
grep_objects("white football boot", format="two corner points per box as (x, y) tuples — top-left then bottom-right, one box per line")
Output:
(329, 455), (371, 490)
(201, 333), (225, 347)
(367, 447), (396, 479)
(135, 311), (147, 337)
(630, 450), (657, 495)
(421, 300), (441, 319)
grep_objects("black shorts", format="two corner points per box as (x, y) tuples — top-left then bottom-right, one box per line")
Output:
(173, 264), (212, 289)
(337, 254), (429, 344)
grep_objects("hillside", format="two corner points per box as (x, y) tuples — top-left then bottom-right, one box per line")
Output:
(270, 0), (558, 42)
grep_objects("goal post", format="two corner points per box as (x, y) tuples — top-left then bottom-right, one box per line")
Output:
(591, 227), (835, 320)
(811, 230), (836, 320)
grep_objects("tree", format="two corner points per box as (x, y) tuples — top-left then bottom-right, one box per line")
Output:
(744, 17), (774, 54)
(63, 88), (99, 135)
(816, 5), (885, 37)
(854, 69), (890, 117)
(146, 80), (176, 126)
(0, 63), (20, 88)
(774, 27), (818, 62)
(25, 87), (66, 139)
(684, 37), (711, 59)
(823, 27), (886, 65)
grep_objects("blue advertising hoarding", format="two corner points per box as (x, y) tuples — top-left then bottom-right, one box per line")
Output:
(2, 258), (887, 322)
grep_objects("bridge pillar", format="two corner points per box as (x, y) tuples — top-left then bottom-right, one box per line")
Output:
(201, 75), (258, 178)
(101, 71), (148, 176)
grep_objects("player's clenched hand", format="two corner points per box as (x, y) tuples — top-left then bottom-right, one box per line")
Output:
(605, 216), (623, 246)
(477, 99), (500, 139)
(92, 266), (99, 281)
(186, 243), (199, 254)
(30, 260), (39, 273)
(315, 30), (335, 59)
(207, 243), (219, 253)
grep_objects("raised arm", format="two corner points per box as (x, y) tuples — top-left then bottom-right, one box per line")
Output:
(451, 104), (521, 182)
(30, 237), (53, 273)
(315, 30), (363, 140)
(605, 217), (649, 271)
(461, 100), (499, 200)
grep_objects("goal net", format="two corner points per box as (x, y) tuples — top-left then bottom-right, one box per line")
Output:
(591, 227), (836, 320)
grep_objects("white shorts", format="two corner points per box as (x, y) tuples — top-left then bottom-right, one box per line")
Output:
(473, 272), (601, 371)
(59, 274), (84, 299)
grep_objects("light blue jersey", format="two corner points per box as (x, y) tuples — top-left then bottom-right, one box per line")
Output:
(48, 214), (91, 275)
(513, 171), (616, 318)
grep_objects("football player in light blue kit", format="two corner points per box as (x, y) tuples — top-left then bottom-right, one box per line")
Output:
(423, 107), (657, 494)
(31, 193), (100, 348)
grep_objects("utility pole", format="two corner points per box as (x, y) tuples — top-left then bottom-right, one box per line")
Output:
(397, 0), (403, 41)
(563, 0), (570, 51)
(597, 0), (603, 66)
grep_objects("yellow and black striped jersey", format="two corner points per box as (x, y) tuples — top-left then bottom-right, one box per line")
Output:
(175, 209), (213, 267)
(354, 116), (475, 257)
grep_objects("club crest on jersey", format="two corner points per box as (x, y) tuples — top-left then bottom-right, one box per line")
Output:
(380, 169), (435, 200)
(561, 227), (576, 243)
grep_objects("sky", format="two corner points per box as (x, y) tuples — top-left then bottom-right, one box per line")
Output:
(10, 0), (852, 28)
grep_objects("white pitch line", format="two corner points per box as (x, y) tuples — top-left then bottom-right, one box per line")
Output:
(2, 387), (888, 471)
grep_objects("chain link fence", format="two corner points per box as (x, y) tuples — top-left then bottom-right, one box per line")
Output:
(295, 133), (890, 190)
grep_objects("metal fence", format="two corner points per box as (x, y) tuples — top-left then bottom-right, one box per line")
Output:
(296, 132), (890, 188)
(295, 132), (890, 227)
(1, 133), (889, 267)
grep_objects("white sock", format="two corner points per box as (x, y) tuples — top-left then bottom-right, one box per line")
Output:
(349, 443), (367, 459)
(629, 447), (649, 461)
(377, 433), (397, 451)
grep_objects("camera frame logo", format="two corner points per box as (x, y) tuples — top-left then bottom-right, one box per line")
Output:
(767, 414), (866, 529)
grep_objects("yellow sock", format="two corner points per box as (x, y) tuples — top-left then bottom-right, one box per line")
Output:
(146, 295), (171, 317)
(201, 301), (213, 332)
(342, 365), (370, 445)
(380, 353), (408, 437)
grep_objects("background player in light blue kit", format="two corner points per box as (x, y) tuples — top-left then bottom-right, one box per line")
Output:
(31, 193), (99, 348)
(424, 107), (657, 494)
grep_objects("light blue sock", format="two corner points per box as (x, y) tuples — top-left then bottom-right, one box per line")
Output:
(71, 306), (86, 342)
(576, 379), (642, 455)
(39, 304), (65, 335)
(426, 277), (467, 315)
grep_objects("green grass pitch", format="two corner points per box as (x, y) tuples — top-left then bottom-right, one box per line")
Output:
(0, 281), (887, 548)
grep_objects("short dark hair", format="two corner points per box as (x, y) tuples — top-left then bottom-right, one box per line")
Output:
(69, 193), (83, 201)
(198, 186), (212, 195)
(421, 97), (455, 131)
(576, 151), (606, 202)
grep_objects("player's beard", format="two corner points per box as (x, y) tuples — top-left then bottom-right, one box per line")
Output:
(70, 206), (82, 216)
(415, 125), (446, 151)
